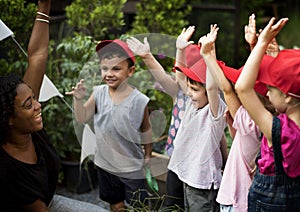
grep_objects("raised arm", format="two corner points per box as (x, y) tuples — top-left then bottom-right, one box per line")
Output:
(199, 24), (220, 118)
(245, 13), (280, 57)
(65, 79), (95, 123)
(235, 17), (288, 142)
(200, 25), (241, 118)
(23, 0), (51, 100)
(244, 13), (258, 51)
(126, 37), (179, 99)
(175, 26), (196, 94)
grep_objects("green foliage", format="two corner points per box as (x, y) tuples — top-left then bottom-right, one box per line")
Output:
(43, 34), (99, 161)
(128, 189), (185, 211)
(0, 0), (36, 75)
(65, 0), (126, 40)
(126, 0), (191, 143)
(130, 0), (191, 35)
(224, 126), (233, 150)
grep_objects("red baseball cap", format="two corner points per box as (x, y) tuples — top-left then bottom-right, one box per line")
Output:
(95, 39), (136, 64)
(217, 57), (269, 96)
(175, 44), (206, 83)
(257, 49), (300, 99)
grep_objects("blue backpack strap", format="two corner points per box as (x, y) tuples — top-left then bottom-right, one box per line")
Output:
(271, 116), (285, 176)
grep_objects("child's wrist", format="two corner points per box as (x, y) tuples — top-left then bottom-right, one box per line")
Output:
(256, 40), (270, 48)
(201, 53), (214, 59)
(140, 52), (152, 60)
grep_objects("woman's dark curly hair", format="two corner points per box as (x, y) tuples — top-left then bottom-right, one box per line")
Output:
(0, 73), (23, 144)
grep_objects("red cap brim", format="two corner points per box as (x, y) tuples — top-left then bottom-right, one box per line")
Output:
(175, 57), (206, 83)
(218, 57), (270, 96)
(217, 60), (241, 83)
(96, 39), (136, 64)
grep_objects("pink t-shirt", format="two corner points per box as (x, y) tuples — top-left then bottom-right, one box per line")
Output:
(216, 106), (261, 211)
(258, 114), (300, 178)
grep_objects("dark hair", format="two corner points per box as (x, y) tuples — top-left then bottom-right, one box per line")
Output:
(97, 44), (134, 68)
(0, 73), (23, 144)
(256, 92), (277, 115)
(187, 77), (207, 95)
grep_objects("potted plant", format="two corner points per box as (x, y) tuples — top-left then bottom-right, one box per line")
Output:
(42, 34), (99, 193)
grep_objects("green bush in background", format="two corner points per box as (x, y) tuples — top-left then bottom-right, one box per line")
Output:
(2, 0), (299, 158)
(65, 0), (126, 40)
(0, 0), (36, 75)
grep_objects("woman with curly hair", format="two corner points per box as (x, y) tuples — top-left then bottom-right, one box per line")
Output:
(0, 1), (104, 211)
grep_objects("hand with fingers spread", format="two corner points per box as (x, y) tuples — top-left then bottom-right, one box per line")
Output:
(65, 79), (86, 100)
(176, 26), (195, 50)
(199, 24), (219, 57)
(257, 17), (289, 46)
(257, 29), (280, 57)
(245, 13), (258, 49)
(126, 37), (150, 59)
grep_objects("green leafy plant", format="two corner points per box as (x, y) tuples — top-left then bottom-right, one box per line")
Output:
(65, 0), (126, 40)
(128, 0), (191, 70)
(130, 0), (191, 35)
(43, 34), (98, 161)
(0, 0), (36, 75)
(127, 189), (185, 211)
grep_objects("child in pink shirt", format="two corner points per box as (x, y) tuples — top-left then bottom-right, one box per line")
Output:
(199, 17), (274, 211)
(235, 16), (300, 211)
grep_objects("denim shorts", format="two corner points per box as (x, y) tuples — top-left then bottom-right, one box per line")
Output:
(248, 171), (300, 212)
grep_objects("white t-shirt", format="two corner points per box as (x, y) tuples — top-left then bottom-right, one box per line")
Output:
(168, 97), (226, 189)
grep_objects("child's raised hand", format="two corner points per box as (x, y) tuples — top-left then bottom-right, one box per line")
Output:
(126, 37), (150, 59)
(257, 17), (288, 46)
(244, 13), (258, 48)
(199, 24), (219, 57)
(257, 28), (279, 57)
(176, 26), (195, 50)
(65, 79), (86, 100)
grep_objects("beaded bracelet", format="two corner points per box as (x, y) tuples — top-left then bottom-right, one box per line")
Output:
(37, 11), (50, 19)
(36, 18), (49, 23)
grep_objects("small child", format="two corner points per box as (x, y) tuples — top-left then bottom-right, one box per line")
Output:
(126, 27), (194, 210)
(235, 17), (300, 211)
(67, 39), (152, 212)
(127, 26), (228, 210)
(200, 20), (275, 211)
(168, 25), (227, 212)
